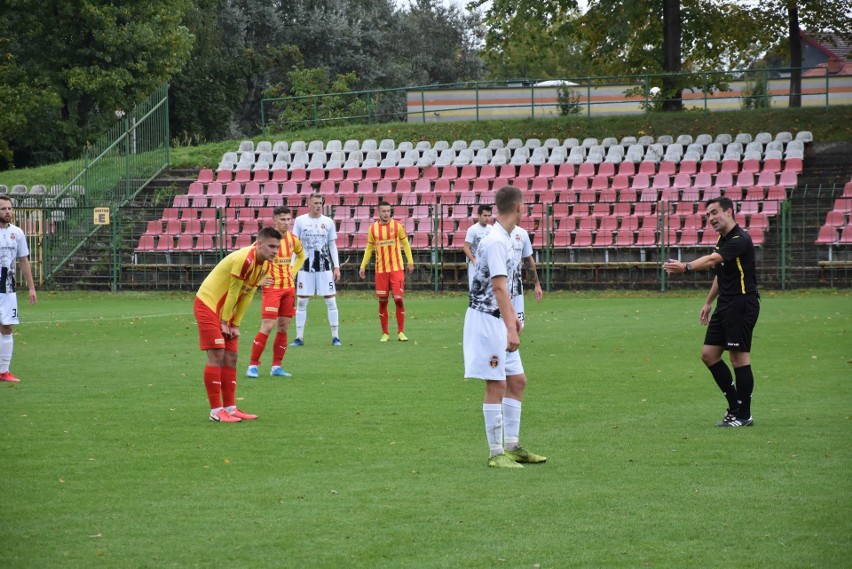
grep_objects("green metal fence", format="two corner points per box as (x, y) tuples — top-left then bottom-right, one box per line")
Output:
(260, 68), (847, 131)
(37, 84), (170, 288)
(23, 184), (850, 291)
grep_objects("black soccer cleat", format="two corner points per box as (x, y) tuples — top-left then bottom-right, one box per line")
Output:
(717, 415), (753, 428)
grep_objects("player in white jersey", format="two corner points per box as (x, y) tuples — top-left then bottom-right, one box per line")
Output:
(509, 225), (543, 327)
(462, 204), (492, 290)
(0, 195), (37, 382)
(290, 193), (342, 346)
(463, 186), (546, 469)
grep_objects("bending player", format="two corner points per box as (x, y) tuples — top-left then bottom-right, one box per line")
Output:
(194, 226), (280, 422)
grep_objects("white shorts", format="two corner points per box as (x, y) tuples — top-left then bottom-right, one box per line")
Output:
(296, 271), (336, 297)
(0, 293), (20, 325)
(463, 308), (524, 380)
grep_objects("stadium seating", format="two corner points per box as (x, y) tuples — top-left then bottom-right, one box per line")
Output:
(138, 131), (814, 259)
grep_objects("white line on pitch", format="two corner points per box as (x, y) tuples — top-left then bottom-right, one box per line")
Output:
(25, 312), (190, 325)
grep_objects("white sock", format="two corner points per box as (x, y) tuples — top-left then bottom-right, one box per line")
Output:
(0, 334), (13, 374)
(225, 405), (236, 413)
(483, 403), (504, 456)
(502, 398), (522, 450)
(325, 297), (339, 337)
(210, 407), (223, 416)
(295, 297), (309, 338)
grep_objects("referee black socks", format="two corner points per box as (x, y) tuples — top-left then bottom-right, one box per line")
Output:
(708, 360), (740, 412)
(734, 365), (754, 418)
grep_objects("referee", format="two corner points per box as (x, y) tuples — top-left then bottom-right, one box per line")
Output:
(664, 197), (759, 427)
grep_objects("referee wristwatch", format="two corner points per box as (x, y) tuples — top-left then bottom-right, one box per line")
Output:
(684, 263), (693, 272)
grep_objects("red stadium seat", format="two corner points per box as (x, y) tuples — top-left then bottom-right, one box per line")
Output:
(815, 225), (838, 244)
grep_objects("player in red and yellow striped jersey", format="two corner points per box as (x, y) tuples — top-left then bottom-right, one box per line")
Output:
(194, 227), (281, 423)
(359, 201), (414, 342)
(247, 207), (307, 378)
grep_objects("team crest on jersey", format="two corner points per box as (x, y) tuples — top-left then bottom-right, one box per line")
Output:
(489, 355), (499, 368)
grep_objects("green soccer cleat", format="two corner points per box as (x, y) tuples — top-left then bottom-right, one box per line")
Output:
(397, 332), (408, 342)
(487, 453), (523, 469)
(380, 333), (390, 342)
(504, 447), (547, 464)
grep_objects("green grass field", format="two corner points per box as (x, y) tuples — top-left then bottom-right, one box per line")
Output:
(0, 290), (849, 568)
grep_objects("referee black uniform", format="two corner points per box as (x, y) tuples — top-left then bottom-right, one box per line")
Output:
(705, 224), (760, 352)
(704, 223), (760, 425)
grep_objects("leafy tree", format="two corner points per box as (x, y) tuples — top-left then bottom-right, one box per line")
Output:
(0, 34), (61, 166)
(1, 0), (193, 166)
(755, 0), (852, 107)
(262, 67), (367, 131)
(468, 0), (587, 80)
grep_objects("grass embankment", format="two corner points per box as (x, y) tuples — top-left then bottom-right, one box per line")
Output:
(1, 106), (851, 190)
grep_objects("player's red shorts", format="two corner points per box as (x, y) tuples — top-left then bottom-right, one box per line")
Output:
(194, 297), (238, 352)
(375, 270), (405, 298)
(260, 286), (296, 320)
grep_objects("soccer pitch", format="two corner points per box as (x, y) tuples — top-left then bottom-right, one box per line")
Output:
(1, 290), (849, 568)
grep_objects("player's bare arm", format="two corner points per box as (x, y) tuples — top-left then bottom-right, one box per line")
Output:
(700, 277), (720, 326)
(462, 242), (475, 265)
(19, 256), (37, 305)
(526, 256), (543, 302)
(663, 252), (724, 274)
(492, 276), (519, 352)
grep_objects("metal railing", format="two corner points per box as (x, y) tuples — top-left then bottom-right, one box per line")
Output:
(39, 84), (170, 287)
(260, 67), (847, 130)
(20, 184), (849, 291)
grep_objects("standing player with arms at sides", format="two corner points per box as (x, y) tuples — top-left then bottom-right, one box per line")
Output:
(509, 224), (544, 327)
(194, 227), (281, 422)
(462, 204), (492, 290)
(0, 196), (37, 383)
(664, 197), (760, 428)
(290, 193), (342, 347)
(464, 186), (547, 468)
(358, 201), (414, 342)
(247, 207), (307, 378)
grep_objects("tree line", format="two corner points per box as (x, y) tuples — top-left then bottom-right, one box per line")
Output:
(1, 0), (849, 170)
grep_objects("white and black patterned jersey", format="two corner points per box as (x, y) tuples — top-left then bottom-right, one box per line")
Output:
(468, 222), (514, 317)
(292, 214), (337, 273)
(509, 226), (533, 320)
(464, 222), (492, 264)
(0, 224), (28, 293)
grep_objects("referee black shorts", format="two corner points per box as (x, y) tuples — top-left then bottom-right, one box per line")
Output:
(704, 293), (760, 353)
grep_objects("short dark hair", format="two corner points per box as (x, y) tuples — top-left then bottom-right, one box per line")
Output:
(273, 206), (291, 217)
(378, 201), (391, 208)
(494, 185), (523, 215)
(257, 226), (282, 241)
(705, 197), (735, 214)
(0, 195), (12, 205)
(477, 204), (493, 215)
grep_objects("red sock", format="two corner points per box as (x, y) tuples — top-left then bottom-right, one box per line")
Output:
(221, 366), (237, 408)
(394, 297), (405, 333)
(272, 331), (288, 366)
(203, 365), (222, 409)
(378, 298), (389, 334)
(250, 331), (269, 366)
